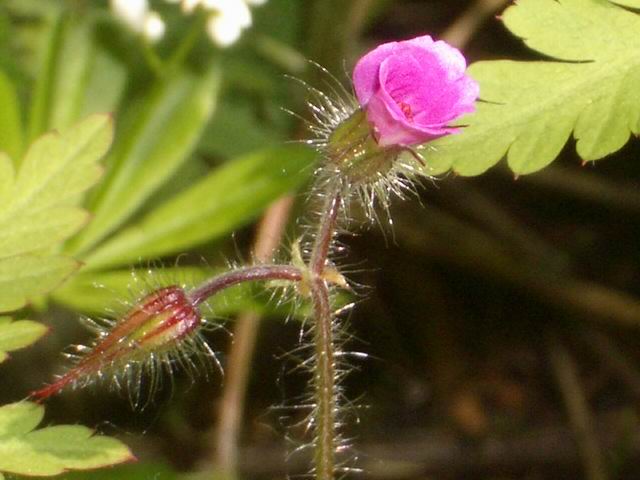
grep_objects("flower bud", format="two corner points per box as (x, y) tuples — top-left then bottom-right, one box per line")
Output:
(119, 286), (201, 352)
(32, 286), (202, 400)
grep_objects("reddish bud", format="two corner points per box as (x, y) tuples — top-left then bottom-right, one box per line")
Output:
(32, 286), (202, 401)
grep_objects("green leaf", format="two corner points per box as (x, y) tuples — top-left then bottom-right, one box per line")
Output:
(58, 463), (179, 480)
(610, 0), (640, 6)
(67, 64), (221, 256)
(22, 8), (127, 146)
(27, 9), (65, 142)
(77, 40), (127, 120)
(47, 17), (95, 131)
(199, 97), (285, 158)
(82, 145), (315, 271)
(1, 114), (111, 215)
(0, 255), (79, 312)
(27, 13), (118, 141)
(0, 402), (134, 477)
(0, 402), (43, 438)
(0, 208), (87, 259)
(0, 317), (47, 363)
(0, 115), (113, 312)
(0, 70), (23, 160)
(422, 0), (640, 176)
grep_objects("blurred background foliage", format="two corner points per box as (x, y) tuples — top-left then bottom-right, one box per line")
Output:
(1, 0), (640, 479)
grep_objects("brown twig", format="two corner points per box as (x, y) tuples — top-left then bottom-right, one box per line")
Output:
(212, 197), (294, 475)
(441, 0), (509, 48)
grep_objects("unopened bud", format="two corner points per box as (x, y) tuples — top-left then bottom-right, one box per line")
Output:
(32, 286), (201, 400)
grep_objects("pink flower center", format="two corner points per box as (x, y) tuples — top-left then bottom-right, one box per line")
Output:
(399, 102), (414, 121)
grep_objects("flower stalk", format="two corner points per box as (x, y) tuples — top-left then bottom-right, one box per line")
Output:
(32, 265), (303, 401)
(188, 264), (303, 307)
(309, 187), (342, 480)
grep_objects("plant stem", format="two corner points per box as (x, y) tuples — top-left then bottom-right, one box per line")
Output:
(310, 190), (341, 274)
(309, 187), (342, 480)
(188, 265), (302, 307)
(166, 13), (207, 73)
(142, 42), (164, 77)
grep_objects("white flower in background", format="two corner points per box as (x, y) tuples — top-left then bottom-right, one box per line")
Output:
(179, 0), (202, 13)
(143, 11), (166, 42)
(204, 0), (251, 46)
(110, 0), (148, 31)
(166, 0), (265, 47)
(110, 0), (265, 47)
(206, 14), (242, 47)
(109, 0), (165, 43)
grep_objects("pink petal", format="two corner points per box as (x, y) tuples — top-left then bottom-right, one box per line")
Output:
(366, 92), (455, 147)
(422, 40), (468, 80)
(352, 40), (402, 106)
(352, 34), (479, 147)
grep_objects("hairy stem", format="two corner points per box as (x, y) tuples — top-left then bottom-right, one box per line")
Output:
(310, 190), (341, 274)
(309, 187), (342, 480)
(188, 264), (302, 307)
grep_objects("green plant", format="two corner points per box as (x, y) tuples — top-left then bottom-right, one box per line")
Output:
(1, 1), (639, 480)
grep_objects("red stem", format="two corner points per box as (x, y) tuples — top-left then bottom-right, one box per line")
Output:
(188, 265), (303, 307)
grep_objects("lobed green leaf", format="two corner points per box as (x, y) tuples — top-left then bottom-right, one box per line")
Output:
(0, 317), (48, 363)
(0, 114), (113, 312)
(0, 208), (88, 259)
(422, 0), (640, 176)
(0, 256), (79, 312)
(0, 402), (134, 477)
(58, 463), (179, 480)
(9, 114), (111, 212)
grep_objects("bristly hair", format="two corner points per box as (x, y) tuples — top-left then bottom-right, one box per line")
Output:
(271, 296), (365, 479)
(31, 267), (223, 409)
(286, 61), (432, 228)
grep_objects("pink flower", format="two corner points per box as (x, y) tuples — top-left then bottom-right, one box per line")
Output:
(353, 35), (479, 147)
